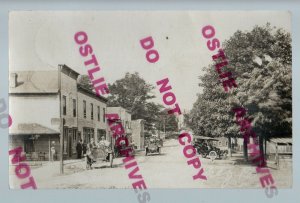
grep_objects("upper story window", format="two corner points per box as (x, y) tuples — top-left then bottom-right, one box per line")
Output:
(62, 96), (66, 115)
(91, 103), (94, 120)
(97, 106), (100, 121)
(103, 108), (106, 123)
(73, 99), (76, 117)
(83, 100), (86, 118)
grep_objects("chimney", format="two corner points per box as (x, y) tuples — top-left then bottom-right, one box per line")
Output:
(10, 73), (18, 88)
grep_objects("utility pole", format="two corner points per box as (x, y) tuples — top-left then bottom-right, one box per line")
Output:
(59, 65), (64, 174)
(163, 117), (166, 135)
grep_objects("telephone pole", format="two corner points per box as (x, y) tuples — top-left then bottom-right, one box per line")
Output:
(58, 65), (64, 174)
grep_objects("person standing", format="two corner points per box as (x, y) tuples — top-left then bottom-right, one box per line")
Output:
(76, 139), (83, 159)
(86, 138), (97, 167)
(50, 141), (56, 162)
(82, 141), (87, 156)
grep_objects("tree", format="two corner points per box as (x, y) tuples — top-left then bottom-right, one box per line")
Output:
(107, 72), (162, 130)
(186, 24), (292, 161)
(224, 24), (292, 160)
(155, 109), (178, 133)
(77, 75), (93, 90)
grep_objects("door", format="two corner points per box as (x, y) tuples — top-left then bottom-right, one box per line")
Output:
(68, 129), (72, 157)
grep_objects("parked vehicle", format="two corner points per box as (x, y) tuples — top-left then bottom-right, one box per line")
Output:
(86, 145), (113, 169)
(145, 137), (162, 155)
(114, 142), (135, 158)
(193, 136), (228, 160)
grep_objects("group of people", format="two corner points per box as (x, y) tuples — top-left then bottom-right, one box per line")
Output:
(76, 136), (111, 159)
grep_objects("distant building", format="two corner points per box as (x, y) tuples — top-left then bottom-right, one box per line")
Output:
(9, 64), (108, 160)
(131, 119), (145, 150)
(107, 107), (132, 144)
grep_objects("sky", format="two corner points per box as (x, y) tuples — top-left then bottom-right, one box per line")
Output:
(9, 11), (291, 111)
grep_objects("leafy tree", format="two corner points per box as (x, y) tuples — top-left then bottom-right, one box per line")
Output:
(107, 72), (162, 130)
(186, 24), (292, 161)
(77, 75), (93, 90)
(155, 109), (178, 133)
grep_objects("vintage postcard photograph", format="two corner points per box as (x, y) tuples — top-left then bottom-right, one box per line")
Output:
(8, 11), (292, 193)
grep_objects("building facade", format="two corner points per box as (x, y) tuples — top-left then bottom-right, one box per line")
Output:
(107, 107), (132, 145)
(9, 64), (108, 160)
(131, 119), (145, 150)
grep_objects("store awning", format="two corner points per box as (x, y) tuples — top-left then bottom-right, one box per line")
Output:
(9, 123), (59, 135)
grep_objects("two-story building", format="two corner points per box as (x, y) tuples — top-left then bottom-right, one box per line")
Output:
(131, 119), (145, 150)
(107, 107), (145, 150)
(107, 107), (132, 145)
(9, 64), (108, 160)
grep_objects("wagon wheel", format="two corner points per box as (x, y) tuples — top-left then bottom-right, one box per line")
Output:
(209, 151), (217, 160)
(109, 153), (113, 168)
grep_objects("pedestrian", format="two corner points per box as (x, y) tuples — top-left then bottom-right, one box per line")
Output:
(98, 136), (111, 161)
(50, 141), (56, 162)
(76, 139), (83, 159)
(86, 138), (97, 167)
(82, 142), (87, 156)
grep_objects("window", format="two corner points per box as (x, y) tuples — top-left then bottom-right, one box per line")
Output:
(73, 99), (76, 117)
(62, 96), (66, 115)
(97, 106), (100, 121)
(83, 100), (86, 118)
(91, 103), (94, 120)
(97, 129), (106, 142)
(83, 128), (94, 143)
(103, 108), (106, 122)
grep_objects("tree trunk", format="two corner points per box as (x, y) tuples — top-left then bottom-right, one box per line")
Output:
(227, 136), (232, 157)
(264, 138), (267, 158)
(234, 137), (237, 147)
(243, 139), (248, 161)
(259, 136), (265, 167)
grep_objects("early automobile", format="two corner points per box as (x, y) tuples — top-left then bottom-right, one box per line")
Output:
(86, 144), (113, 169)
(114, 142), (135, 158)
(192, 136), (228, 160)
(145, 137), (162, 155)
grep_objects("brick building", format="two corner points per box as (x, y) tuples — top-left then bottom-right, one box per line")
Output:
(9, 64), (108, 160)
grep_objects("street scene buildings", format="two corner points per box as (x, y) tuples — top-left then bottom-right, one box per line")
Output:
(9, 11), (292, 190)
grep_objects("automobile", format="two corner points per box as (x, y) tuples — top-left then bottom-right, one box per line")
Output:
(114, 142), (135, 158)
(86, 145), (113, 169)
(192, 136), (228, 160)
(145, 137), (162, 156)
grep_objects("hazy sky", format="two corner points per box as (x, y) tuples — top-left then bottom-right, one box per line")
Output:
(9, 11), (291, 111)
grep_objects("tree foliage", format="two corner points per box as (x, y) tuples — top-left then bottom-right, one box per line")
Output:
(186, 24), (292, 143)
(107, 72), (165, 131)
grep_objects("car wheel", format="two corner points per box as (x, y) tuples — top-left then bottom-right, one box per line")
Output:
(209, 151), (217, 160)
